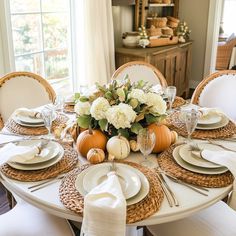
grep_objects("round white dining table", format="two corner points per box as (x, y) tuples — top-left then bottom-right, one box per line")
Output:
(0, 133), (232, 228)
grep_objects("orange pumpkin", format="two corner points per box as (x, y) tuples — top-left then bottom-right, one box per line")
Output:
(76, 129), (107, 157)
(148, 124), (172, 153)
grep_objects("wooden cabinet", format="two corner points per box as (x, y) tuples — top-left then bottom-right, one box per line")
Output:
(115, 41), (192, 98)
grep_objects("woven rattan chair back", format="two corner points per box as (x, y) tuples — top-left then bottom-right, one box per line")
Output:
(191, 70), (236, 121)
(111, 61), (167, 86)
(0, 71), (56, 123)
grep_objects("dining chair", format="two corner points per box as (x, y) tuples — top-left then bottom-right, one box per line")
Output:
(146, 201), (236, 236)
(0, 71), (56, 124)
(191, 70), (236, 122)
(111, 61), (167, 86)
(0, 198), (75, 236)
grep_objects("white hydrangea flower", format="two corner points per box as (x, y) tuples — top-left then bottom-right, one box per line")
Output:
(90, 97), (110, 120)
(106, 103), (137, 129)
(74, 101), (91, 116)
(128, 89), (146, 104)
(145, 92), (167, 115)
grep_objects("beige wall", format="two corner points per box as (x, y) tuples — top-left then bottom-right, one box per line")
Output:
(112, 6), (133, 47)
(179, 0), (210, 87)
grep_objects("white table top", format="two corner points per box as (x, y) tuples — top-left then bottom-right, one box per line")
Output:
(0, 133), (232, 226)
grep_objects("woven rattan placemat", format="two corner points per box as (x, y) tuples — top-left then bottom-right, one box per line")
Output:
(167, 112), (236, 139)
(1, 143), (78, 181)
(157, 144), (234, 188)
(5, 113), (69, 136)
(173, 96), (186, 109)
(59, 161), (164, 224)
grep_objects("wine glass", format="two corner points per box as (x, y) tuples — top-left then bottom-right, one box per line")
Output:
(182, 109), (199, 143)
(165, 86), (177, 113)
(79, 85), (88, 96)
(41, 108), (54, 139)
(137, 128), (156, 167)
(54, 95), (65, 113)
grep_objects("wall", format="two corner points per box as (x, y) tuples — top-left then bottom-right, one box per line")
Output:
(112, 6), (133, 47)
(179, 0), (210, 88)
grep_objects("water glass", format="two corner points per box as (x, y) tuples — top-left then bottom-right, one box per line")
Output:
(137, 128), (156, 167)
(54, 95), (65, 113)
(41, 108), (54, 138)
(165, 86), (177, 113)
(182, 109), (199, 143)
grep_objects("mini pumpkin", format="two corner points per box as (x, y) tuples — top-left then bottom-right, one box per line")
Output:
(129, 140), (139, 152)
(171, 130), (178, 144)
(76, 128), (107, 157)
(106, 135), (130, 159)
(148, 124), (173, 153)
(87, 148), (105, 164)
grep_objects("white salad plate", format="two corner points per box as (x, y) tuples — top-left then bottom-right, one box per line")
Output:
(12, 140), (62, 165)
(13, 117), (45, 127)
(173, 145), (228, 175)
(197, 113), (222, 125)
(196, 115), (229, 130)
(8, 144), (64, 170)
(83, 163), (141, 199)
(16, 114), (44, 124)
(178, 144), (222, 168)
(75, 163), (150, 206)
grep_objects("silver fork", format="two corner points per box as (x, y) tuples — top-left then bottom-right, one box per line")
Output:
(155, 163), (179, 207)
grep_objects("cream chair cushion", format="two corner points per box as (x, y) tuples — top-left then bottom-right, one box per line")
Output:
(0, 72), (56, 123)
(0, 200), (75, 236)
(147, 201), (236, 236)
(112, 61), (167, 86)
(191, 71), (236, 122)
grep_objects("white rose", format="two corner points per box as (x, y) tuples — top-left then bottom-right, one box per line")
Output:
(74, 101), (91, 116)
(128, 89), (146, 104)
(90, 97), (110, 120)
(145, 92), (167, 115)
(106, 103), (137, 129)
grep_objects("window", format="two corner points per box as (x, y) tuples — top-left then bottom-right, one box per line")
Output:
(222, 0), (236, 36)
(9, 0), (72, 94)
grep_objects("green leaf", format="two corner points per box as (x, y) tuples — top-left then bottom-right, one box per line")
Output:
(104, 91), (113, 100)
(98, 119), (108, 131)
(74, 93), (80, 100)
(118, 129), (129, 139)
(79, 96), (89, 102)
(131, 123), (143, 134)
(77, 115), (92, 129)
(145, 114), (159, 124)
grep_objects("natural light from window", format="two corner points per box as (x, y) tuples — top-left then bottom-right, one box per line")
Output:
(9, 0), (72, 94)
(222, 0), (236, 36)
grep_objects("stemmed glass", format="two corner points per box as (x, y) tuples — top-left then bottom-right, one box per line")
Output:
(41, 108), (54, 139)
(182, 109), (199, 143)
(165, 86), (177, 113)
(137, 128), (156, 167)
(54, 95), (65, 113)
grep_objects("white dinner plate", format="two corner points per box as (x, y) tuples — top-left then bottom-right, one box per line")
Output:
(196, 115), (229, 130)
(12, 140), (62, 165)
(198, 113), (222, 125)
(8, 145), (64, 170)
(173, 145), (228, 175)
(16, 114), (44, 124)
(83, 163), (141, 199)
(13, 117), (45, 127)
(75, 163), (150, 206)
(178, 144), (222, 168)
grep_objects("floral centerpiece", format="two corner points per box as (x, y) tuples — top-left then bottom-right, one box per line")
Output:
(74, 78), (167, 139)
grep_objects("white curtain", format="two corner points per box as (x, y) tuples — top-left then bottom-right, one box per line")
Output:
(73, 0), (115, 90)
(222, 0), (236, 35)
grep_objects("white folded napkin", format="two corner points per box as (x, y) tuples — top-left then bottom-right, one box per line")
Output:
(201, 150), (236, 210)
(150, 84), (163, 95)
(81, 171), (126, 236)
(198, 107), (222, 119)
(13, 108), (41, 118)
(0, 143), (39, 164)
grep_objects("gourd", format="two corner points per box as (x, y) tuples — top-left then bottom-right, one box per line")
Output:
(129, 140), (139, 152)
(87, 148), (105, 164)
(106, 135), (130, 159)
(76, 128), (107, 157)
(148, 124), (176, 153)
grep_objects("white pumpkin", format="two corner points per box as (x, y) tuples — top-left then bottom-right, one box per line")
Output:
(106, 135), (130, 159)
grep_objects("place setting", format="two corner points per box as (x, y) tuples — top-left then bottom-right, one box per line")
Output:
(0, 138), (78, 182)
(5, 106), (69, 136)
